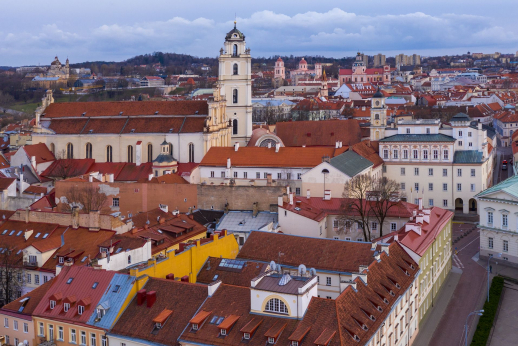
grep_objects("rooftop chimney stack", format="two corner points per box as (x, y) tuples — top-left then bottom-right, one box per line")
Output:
(275, 143), (280, 153)
(146, 291), (157, 308)
(289, 193), (294, 205)
(227, 158), (231, 169)
(137, 289), (147, 305)
(307, 189), (310, 199)
(148, 173), (153, 181)
(234, 142), (239, 152)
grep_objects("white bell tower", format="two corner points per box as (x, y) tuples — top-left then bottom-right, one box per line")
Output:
(218, 21), (252, 145)
(370, 87), (387, 141)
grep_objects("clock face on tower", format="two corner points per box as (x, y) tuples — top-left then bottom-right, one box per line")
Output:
(375, 100), (380, 107)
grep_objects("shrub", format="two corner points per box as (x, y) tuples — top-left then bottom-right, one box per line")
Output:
(471, 276), (505, 345)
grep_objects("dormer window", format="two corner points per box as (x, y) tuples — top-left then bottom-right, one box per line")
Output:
(243, 333), (250, 340)
(192, 324), (198, 331)
(59, 257), (64, 264)
(155, 322), (162, 329)
(291, 342), (298, 346)
(50, 300), (56, 309)
(268, 337), (275, 344)
(220, 329), (227, 336)
(64, 303), (70, 312)
(96, 308), (105, 319)
(78, 305), (84, 315)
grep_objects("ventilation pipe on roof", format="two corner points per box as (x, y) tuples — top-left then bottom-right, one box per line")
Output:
(335, 141), (339, 148)
(289, 193), (294, 205)
(275, 143), (280, 153)
(148, 173), (153, 181)
(267, 142), (272, 149)
(107, 174), (114, 183)
(234, 142), (239, 152)
(394, 234), (399, 241)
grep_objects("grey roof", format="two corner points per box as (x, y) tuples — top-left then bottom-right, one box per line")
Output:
(225, 23), (245, 40)
(216, 211), (278, 233)
(372, 87), (384, 98)
(330, 150), (373, 177)
(153, 154), (176, 163)
(451, 113), (472, 122)
(482, 124), (496, 139)
(379, 134), (456, 142)
(254, 274), (312, 294)
(453, 150), (483, 164)
(476, 174), (518, 199)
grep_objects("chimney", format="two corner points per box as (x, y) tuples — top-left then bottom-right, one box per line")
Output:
(135, 141), (142, 166)
(31, 156), (36, 169)
(289, 193), (294, 205)
(89, 174), (94, 183)
(335, 141), (339, 148)
(286, 186), (290, 195)
(107, 173), (114, 183)
(340, 142), (343, 148)
(72, 206), (79, 229)
(166, 273), (175, 280)
(394, 234), (398, 241)
(227, 158), (231, 169)
(278, 196), (283, 207)
(252, 202), (259, 217)
(137, 289), (147, 305)
(234, 142), (239, 151)
(324, 190), (331, 200)
(267, 142), (272, 149)
(306, 189), (310, 199)
(418, 198), (423, 210)
(275, 143), (280, 153)
(148, 173), (153, 181)
(181, 275), (189, 282)
(266, 173), (272, 186)
(146, 291), (156, 308)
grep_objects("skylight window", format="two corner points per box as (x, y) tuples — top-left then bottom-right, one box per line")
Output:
(81, 256), (88, 262)
(35, 233), (41, 238)
(216, 317), (224, 325)
(9, 231), (14, 236)
(218, 259), (245, 270)
(210, 316), (219, 324)
(66, 278), (74, 284)
(112, 285), (120, 293)
(16, 231), (22, 236)
(16, 250), (21, 255)
(43, 233), (49, 239)
(115, 248), (122, 254)
(2, 230), (6, 235)
(213, 275), (219, 281)
(92, 282), (98, 289)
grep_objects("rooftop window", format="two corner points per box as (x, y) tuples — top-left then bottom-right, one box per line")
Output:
(43, 234), (49, 239)
(35, 233), (41, 238)
(92, 282), (98, 289)
(218, 259), (245, 270)
(112, 285), (120, 293)
(66, 278), (73, 284)
(9, 231), (14, 236)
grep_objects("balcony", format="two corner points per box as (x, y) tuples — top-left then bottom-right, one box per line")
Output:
(24, 261), (38, 267)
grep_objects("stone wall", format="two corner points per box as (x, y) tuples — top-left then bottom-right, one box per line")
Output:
(197, 185), (286, 212)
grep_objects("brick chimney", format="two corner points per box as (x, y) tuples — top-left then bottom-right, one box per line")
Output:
(146, 291), (156, 308)
(166, 273), (175, 280)
(137, 289), (147, 305)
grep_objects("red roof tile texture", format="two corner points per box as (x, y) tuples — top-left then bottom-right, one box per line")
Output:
(23, 143), (56, 164)
(197, 257), (268, 287)
(2, 279), (55, 317)
(275, 119), (362, 147)
(43, 101), (208, 118)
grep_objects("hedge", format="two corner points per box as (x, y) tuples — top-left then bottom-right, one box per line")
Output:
(470, 276), (505, 346)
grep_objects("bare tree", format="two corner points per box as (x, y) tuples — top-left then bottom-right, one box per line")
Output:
(46, 150), (85, 180)
(61, 184), (109, 213)
(369, 177), (405, 237)
(0, 243), (24, 306)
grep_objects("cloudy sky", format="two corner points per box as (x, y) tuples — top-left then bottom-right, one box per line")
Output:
(1, 0), (517, 66)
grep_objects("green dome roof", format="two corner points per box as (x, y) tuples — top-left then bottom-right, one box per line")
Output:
(225, 23), (245, 41)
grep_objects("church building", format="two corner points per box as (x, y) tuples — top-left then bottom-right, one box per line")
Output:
(339, 52), (391, 85)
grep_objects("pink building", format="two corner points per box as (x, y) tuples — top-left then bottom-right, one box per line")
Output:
(289, 58), (322, 81)
(274, 57), (285, 79)
(340, 52), (391, 85)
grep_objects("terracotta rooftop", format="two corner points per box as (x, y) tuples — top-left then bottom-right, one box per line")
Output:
(2, 279), (54, 317)
(0, 178), (16, 190)
(197, 257), (268, 287)
(275, 119), (362, 147)
(23, 143), (56, 164)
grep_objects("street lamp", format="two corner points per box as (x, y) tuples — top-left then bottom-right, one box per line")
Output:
(464, 310), (484, 346)
(487, 253), (502, 302)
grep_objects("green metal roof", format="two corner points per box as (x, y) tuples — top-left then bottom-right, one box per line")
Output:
(476, 174), (518, 199)
(379, 134), (456, 142)
(453, 150), (483, 164)
(330, 150), (373, 177)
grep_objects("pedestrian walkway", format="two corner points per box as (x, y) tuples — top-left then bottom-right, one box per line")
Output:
(453, 254), (464, 268)
(488, 281), (518, 345)
(412, 266), (462, 346)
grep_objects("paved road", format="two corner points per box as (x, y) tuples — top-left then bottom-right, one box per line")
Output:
(495, 146), (513, 185)
(428, 224), (487, 346)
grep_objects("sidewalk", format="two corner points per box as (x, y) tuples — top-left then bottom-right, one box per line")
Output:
(412, 266), (462, 346)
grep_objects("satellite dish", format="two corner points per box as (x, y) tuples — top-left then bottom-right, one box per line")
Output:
(298, 264), (307, 276)
(269, 260), (276, 271)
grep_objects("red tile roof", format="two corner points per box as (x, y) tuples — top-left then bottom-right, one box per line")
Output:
(275, 119), (362, 147)
(197, 257), (268, 287)
(23, 143), (56, 164)
(350, 141), (383, 168)
(200, 146), (346, 168)
(24, 185), (47, 194)
(2, 279), (55, 317)
(0, 178), (15, 190)
(33, 266), (116, 325)
(41, 159), (95, 179)
(42, 101), (208, 118)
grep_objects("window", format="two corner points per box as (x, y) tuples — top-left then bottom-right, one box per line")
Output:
(15, 338), (18, 346)
(414, 183), (419, 192)
(413, 150), (418, 159)
(264, 172), (268, 179)
(468, 131), (472, 137)
(221, 171), (225, 178)
(127, 145), (133, 163)
(443, 200), (448, 207)
(265, 298), (288, 314)
(469, 142), (473, 147)
(27, 273), (31, 283)
(297, 173), (302, 180)
(243, 333), (250, 340)
(457, 169), (462, 177)
(403, 150), (408, 159)
(428, 183), (433, 191)
(233, 63), (238, 75)
(295, 187), (300, 195)
(244, 172), (248, 179)
(86, 143), (93, 159)
(91, 333), (96, 346)
(277, 173), (282, 179)
(232, 119), (238, 135)
(393, 150), (398, 159)
(58, 327), (64, 341)
(112, 198), (119, 207)
(188, 143), (194, 162)
(35, 274), (40, 285)
(457, 183), (462, 191)
(391, 223), (397, 231)
(423, 150), (428, 159)
(49, 325), (54, 341)
(443, 150), (449, 160)
(471, 169), (475, 177)
(401, 168), (405, 176)
(64, 303), (70, 312)
(256, 172), (260, 179)
(429, 199), (434, 207)
(406, 128), (410, 134)
(101, 336), (107, 346)
(372, 222), (378, 230)
(459, 130), (463, 137)
(39, 322), (44, 336)
(233, 89), (238, 104)
(488, 237), (493, 249)
(81, 331), (86, 345)
(400, 183), (405, 190)
(443, 183), (448, 191)
(23, 323), (28, 333)
(428, 168), (433, 176)
(67, 143), (74, 159)
(443, 168), (447, 177)
(13, 320), (18, 331)
(234, 172), (238, 178)
(326, 277), (332, 286)
(414, 168), (419, 176)
(459, 141), (463, 146)
(471, 184), (475, 192)
(383, 150), (389, 159)
(3, 318), (7, 328)
(106, 145), (113, 162)
(502, 214), (508, 228)
(503, 240), (509, 252)
(268, 337), (275, 344)
(147, 144), (153, 162)
(233, 44), (238, 56)
(5, 336), (8, 345)
(488, 212), (493, 224)
(433, 150), (438, 159)
(210, 171), (215, 178)
(78, 305), (84, 315)
(426, 127), (431, 134)
(50, 300), (56, 309)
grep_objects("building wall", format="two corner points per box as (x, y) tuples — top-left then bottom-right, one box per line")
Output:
(96, 241), (152, 271)
(33, 317), (104, 346)
(0, 313), (35, 346)
(129, 231), (239, 283)
(197, 185), (286, 212)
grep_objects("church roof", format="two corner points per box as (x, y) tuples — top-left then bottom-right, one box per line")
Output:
(372, 87), (384, 98)
(153, 154), (177, 164)
(225, 23), (245, 40)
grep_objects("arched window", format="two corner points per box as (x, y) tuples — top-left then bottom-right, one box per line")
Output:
(265, 298), (288, 314)
(106, 146), (113, 162)
(128, 255), (131, 264)
(50, 143), (55, 155)
(67, 143), (73, 159)
(232, 119), (238, 135)
(85, 143), (92, 159)
(233, 63), (238, 75)
(233, 44), (238, 56)
(147, 144), (153, 162)
(233, 89), (238, 104)
(188, 143), (194, 163)
(168, 143), (173, 156)
(375, 114), (380, 120)
(127, 145), (133, 163)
